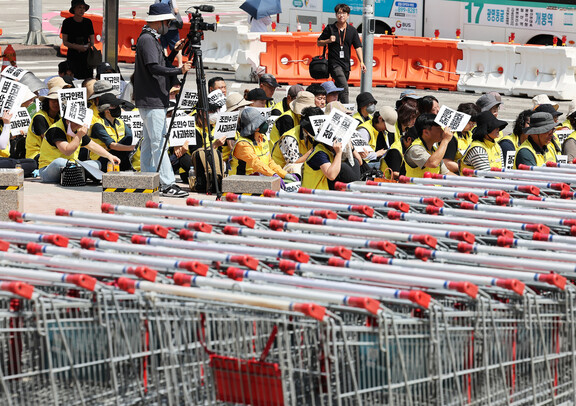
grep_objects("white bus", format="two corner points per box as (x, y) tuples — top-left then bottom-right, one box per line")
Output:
(279, 0), (576, 45)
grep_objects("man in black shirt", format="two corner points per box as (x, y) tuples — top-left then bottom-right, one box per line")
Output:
(317, 3), (366, 104)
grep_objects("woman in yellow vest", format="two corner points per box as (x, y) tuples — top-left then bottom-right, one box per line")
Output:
(38, 112), (121, 183)
(499, 109), (533, 164)
(393, 103), (419, 143)
(230, 108), (298, 183)
(533, 103), (563, 154)
(0, 111), (38, 177)
(514, 112), (558, 169)
(89, 93), (136, 170)
(562, 105), (576, 162)
(302, 139), (343, 190)
(356, 107), (397, 165)
(26, 88), (62, 162)
(442, 103), (479, 174)
(460, 110), (507, 173)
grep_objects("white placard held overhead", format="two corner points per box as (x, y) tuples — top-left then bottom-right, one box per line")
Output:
(58, 87), (87, 117)
(63, 101), (93, 127)
(120, 110), (144, 145)
(213, 111), (239, 140)
(178, 90), (198, 110)
(309, 115), (327, 136)
(100, 73), (122, 93)
(0, 78), (25, 115)
(207, 89), (226, 108)
(315, 108), (356, 147)
(1, 66), (28, 81)
(435, 105), (471, 132)
(9, 107), (31, 136)
(168, 116), (196, 147)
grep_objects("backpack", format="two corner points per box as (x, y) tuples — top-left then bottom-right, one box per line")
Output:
(191, 148), (225, 193)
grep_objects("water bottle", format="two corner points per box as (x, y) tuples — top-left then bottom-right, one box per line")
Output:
(188, 166), (196, 191)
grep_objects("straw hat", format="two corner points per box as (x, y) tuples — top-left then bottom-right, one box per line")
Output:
(226, 92), (252, 112)
(289, 91), (316, 115)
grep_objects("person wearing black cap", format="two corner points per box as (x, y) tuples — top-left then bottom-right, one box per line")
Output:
(61, 0), (95, 79)
(246, 88), (273, 108)
(534, 103), (563, 153)
(354, 92), (377, 124)
(89, 93), (136, 171)
(460, 111), (507, 173)
(514, 112), (558, 168)
(259, 74), (281, 108)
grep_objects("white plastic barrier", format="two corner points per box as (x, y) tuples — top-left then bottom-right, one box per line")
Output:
(456, 40), (519, 95)
(235, 32), (268, 82)
(511, 45), (576, 100)
(201, 25), (252, 71)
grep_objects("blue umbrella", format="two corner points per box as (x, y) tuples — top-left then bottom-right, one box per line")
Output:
(240, 0), (282, 20)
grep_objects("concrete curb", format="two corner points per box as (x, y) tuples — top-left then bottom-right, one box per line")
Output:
(4, 44), (61, 57)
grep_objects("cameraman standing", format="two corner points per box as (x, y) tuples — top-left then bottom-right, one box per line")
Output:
(134, 2), (192, 197)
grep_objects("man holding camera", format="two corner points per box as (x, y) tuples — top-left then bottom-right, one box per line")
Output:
(134, 2), (192, 197)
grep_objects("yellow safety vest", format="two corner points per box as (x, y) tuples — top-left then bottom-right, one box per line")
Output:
(353, 112), (371, 125)
(229, 135), (271, 176)
(498, 133), (521, 151)
(357, 120), (379, 152)
(38, 119), (82, 169)
(302, 143), (334, 190)
(272, 100), (286, 116)
(460, 139), (503, 174)
(0, 123), (9, 158)
(271, 125), (311, 168)
(454, 130), (473, 161)
(379, 138), (403, 174)
(514, 138), (557, 168)
(89, 113), (127, 161)
(26, 110), (57, 160)
(403, 138), (440, 178)
(561, 119), (572, 130)
(269, 110), (299, 147)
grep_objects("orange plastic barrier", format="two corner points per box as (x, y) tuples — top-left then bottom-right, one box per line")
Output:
(392, 37), (462, 90)
(370, 36), (396, 87)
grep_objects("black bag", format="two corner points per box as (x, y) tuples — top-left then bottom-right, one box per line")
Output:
(191, 149), (224, 193)
(309, 46), (329, 79)
(86, 46), (102, 67)
(60, 160), (86, 187)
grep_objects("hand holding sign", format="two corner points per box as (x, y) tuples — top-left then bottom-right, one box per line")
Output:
(315, 109), (356, 147)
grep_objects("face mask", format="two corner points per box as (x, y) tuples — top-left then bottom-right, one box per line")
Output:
(209, 113), (219, 125)
(157, 21), (169, 36)
(258, 121), (269, 134)
(110, 106), (122, 118)
(366, 104), (376, 114)
(66, 122), (76, 137)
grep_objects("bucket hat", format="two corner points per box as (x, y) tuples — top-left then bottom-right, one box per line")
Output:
(321, 81), (343, 95)
(534, 103), (562, 118)
(240, 107), (267, 137)
(89, 80), (118, 100)
(146, 3), (175, 22)
(567, 100), (576, 118)
(324, 101), (353, 116)
(39, 87), (62, 101)
(289, 91), (316, 115)
(532, 94), (559, 110)
(356, 92), (377, 109)
(476, 93), (502, 112)
(226, 92), (253, 112)
(69, 0), (89, 13)
(524, 112), (556, 135)
(474, 110), (507, 137)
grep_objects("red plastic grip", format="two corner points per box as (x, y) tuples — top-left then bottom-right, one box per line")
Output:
(282, 250), (309, 263)
(517, 164), (531, 170)
(517, 185), (539, 195)
(230, 255), (258, 270)
(180, 261), (209, 276)
(128, 266), (157, 282)
(334, 181), (348, 190)
(538, 273), (566, 290)
(412, 235), (437, 248)
(263, 189), (277, 198)
(449, 232), (475, 243)
(292, 303), (326, 321)
(80, 237), (97, 250)
(225, 193), (239, 202)
(226, 267), (245, 281)
(524, 224), (550, 234)
(273, 213), (299, 223)
(0, 282), (33, 299)
(571, 226), (576, 237)
(422, 197), (443, 207)
(142, 225), (169, 238)
(398, 290), (431, 308)
(269, 220), (285, 230)
(495, 279), (525, 295)
(223, 226), (240, 235)
(278, 260), (297, 274)
(457, 242), (473, 253)
(146, 201), (160, 208)
(426, 172), (444, 179)
(387, 210), (402, 220)
(91, 230), (119, 242)
(26, 243), (43, 255)
(370, 254), (391, 265)
(312, 210), (337, 219)
(189, 222), (212, 233)
(561, 190), (575, 199)
(0, 239), (9, 252)
(43, 234), (69, 247)
(486, 190), (509, 198)
(231, 216), (255, 228)
(185, 198), (200, 206)
(55, 208), (70, 216)
(327, 257), (347, 267)
(456, 193), (479, 203)
(495, 196), (510, 206)
(561, 219), (576, 227)
(490, 167), (502, 172)
(532, 232), (551, 242)
(546, 161), (559, 167)
(527, 195), (543, 201)
(8, 211), (23, 222)
(461, 168), (475, 176)
(350, 205), (374, 217)
(131, 235), (148, 245)
(415, 247), (433, 260)
(307, 216), (325, 225)
(297, 187), (313, 194)
(101, 203), (116, 213)
(447, 281), (478, 299)
(397, 175), (411, 183)
(387, 201), (409, 212)
(459, 202), (476, 210)
(346, 296), (380, 315)
(425, 206), (441, 215)
(347, 215), (363, 222)
(173, 272), (193, 286)
(491, 229), (514, 238)
(550, 183), (569, 191)
(65, 274), (96, 291)
(324, 246), (352, 260)
(117, 277), (137, 294)
(178, 229), (194, 240)
(368, 240), (397, 256)
(497, 237), (514, 247)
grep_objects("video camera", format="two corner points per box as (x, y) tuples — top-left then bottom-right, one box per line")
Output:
(186, 5), (217, 47)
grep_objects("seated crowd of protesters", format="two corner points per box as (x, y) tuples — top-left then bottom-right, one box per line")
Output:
(2, 59), (575, 193)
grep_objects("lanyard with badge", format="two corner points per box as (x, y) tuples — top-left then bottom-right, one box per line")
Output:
(338, 24), (347, 59)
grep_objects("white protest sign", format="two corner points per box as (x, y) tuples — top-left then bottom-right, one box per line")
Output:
(213, 111), (239, 140)
(100, 73), (122, 93)
(9, 107), (31, 136)
(207, 89), (226, 108)
(120, 110), (144, 145)
(64, 101), (93, 126)
(58, 87), (87, 117)
(557, 154), (568, 164)
(556, 129), (572, 145)
(253, 107), (271, 120)
(342, 103), (355, 112)
(315, 108), (356, 147)
(350, 131), (373, 153)
(178, 90), (198, 110)
(435, 105), (471, 132)
(0, 78), (25, 115)
(1, 66), (28, 81)
(505, 150), (516, 170)
(168, 116), (196, 147)
(309, 115), (327, 136)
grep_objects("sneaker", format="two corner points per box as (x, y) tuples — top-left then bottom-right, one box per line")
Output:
(160, 184), (189, 198)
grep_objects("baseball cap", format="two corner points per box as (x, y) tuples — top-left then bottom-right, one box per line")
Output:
(260, 73), (281, 88)
(379, 106), (397, 133)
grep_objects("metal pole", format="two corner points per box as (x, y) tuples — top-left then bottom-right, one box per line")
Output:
(25, 0), (48, 45)
(360, 0), (374, 93)
(103, 0), (119, 68)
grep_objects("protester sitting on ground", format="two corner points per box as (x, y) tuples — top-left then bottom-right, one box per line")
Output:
(208, 76), (227, 97)
(270, 91), (316, 147)
(393, 102), (419, 143)
(39, 61), (73, 97)
(229, 108), (297, 184)
(221, 92), (252, 167)
(534, 103), (563, 153)
(271, 84), (303, 117)
(88, 80), (118, 113)
(476, 92), (502, 117)
(404, 113), (455, 177)
(271, 106), (323, 173)
(353, 92), (377, 124)
(306, 84), (327, 109)
(0, 111), (38, 177)
(356, 106), (397, 164)
(380, 126), (416, 179)
(562, 100), (575, 130)
(83, 78), (97, 100)
(395, 89), (420, 110)
(245, 88), (273, 108)
(442, 102), (480, 173)
(532, 94), (559, 111)
(26, 88), (62, 163)
(38, 111), (120, 183)
(46, 76), (74, 94)
(259, 74), (281, 108)
(417, 95), (440, 115)
(514, 112), (558, 168)
(460, 110), (507, 173)
(562, 103), (576, 162)
(9, 86), (38, 160)
(89, 93), (135, 171)
(321, 81), (343, 104)
(499, 109), (533, 161)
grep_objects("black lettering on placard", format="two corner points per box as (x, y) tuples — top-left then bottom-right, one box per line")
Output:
(438, 109), (452, 126)
(450, 112), (464, 129)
